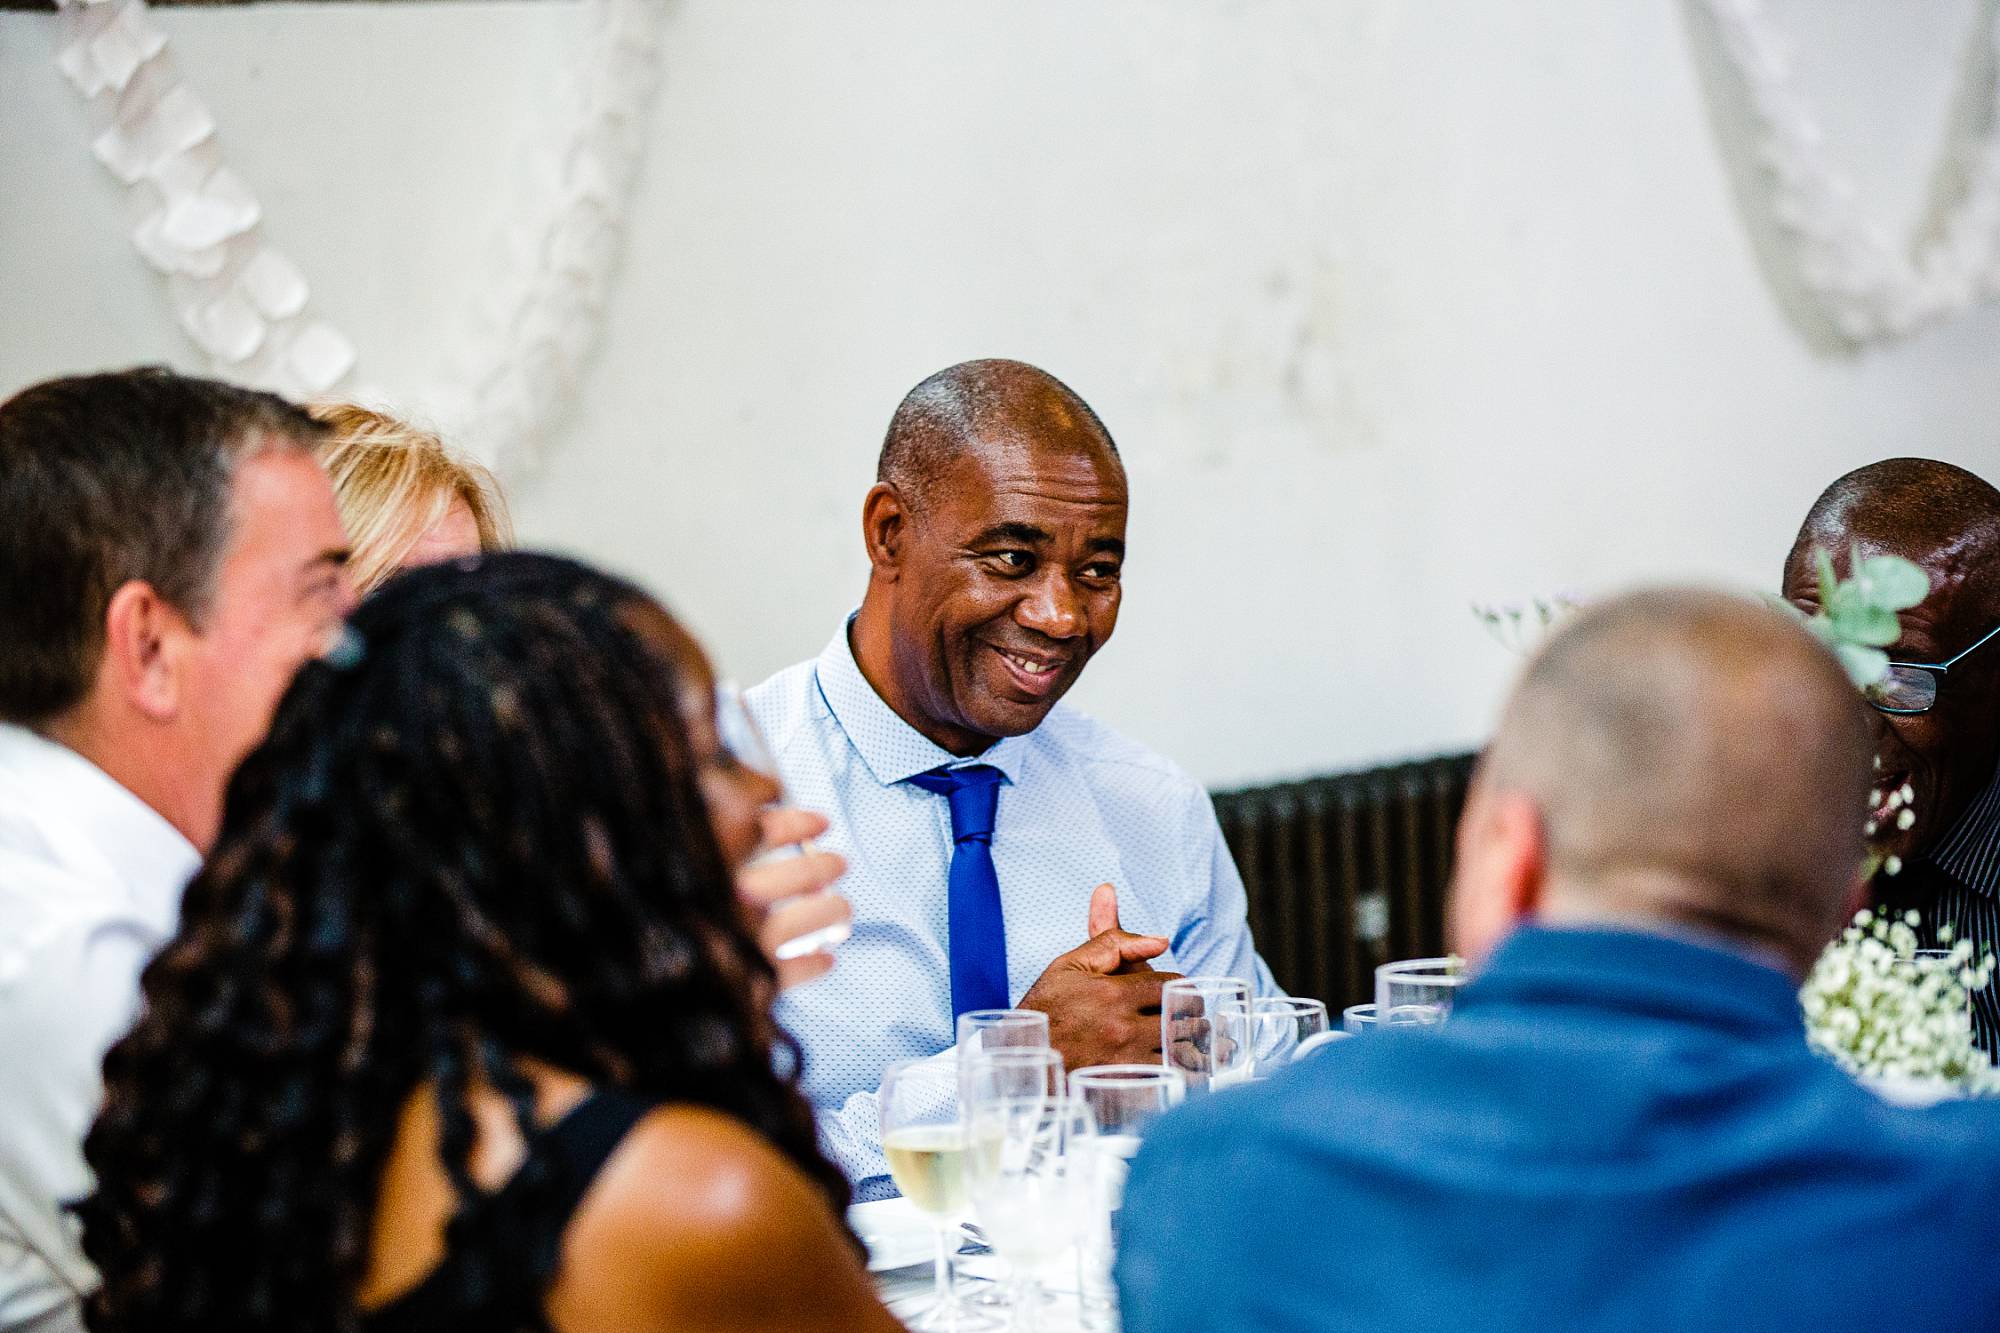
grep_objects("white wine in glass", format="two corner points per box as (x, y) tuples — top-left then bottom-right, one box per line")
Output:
(880, 1060), (990, 1331)
(883, 1123), (971, 1216)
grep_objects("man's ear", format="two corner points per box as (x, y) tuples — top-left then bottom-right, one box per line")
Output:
(1446, 784), (1548, 965)
(860, 482), (910, 580)
(101, 580), (193, 724)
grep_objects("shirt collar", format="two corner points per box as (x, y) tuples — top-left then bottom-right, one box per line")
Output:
(811, 617), (1027, 787)
(1461, 923), (1805, 1039)
(0, 722), (202, 921)
(1927, 753), (2000, 898)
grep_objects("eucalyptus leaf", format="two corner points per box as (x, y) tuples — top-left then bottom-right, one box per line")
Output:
(1835, 642), (1890, 691)
(1856, 555), (1929, 611)
(1798, 544), (1930, 692)
(1815, 548), (1840, 607)
(1831, 603), (1902, 648)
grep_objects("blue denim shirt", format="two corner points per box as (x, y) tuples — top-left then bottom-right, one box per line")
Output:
(1118, 924), (2000, 1332)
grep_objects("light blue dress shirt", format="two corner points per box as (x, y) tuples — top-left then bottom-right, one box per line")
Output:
(747, 621), (1277, 1191)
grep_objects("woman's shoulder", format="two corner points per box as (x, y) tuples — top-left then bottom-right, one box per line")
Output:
(597, 1103), (831, 1238)
(553, 1103), (899, 1332)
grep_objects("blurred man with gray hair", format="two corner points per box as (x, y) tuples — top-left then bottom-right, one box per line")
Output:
(1118, 588), (2000, 1332)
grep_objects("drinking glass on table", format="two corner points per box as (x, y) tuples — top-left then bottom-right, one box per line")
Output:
(1343, 1002), (1383, 1034)
(961, 1048), (1077, 1331)
(1241, 996), (1330, 1078)
(958, 1008), (1051, 1059)
(1069, 1066), (1185, 1328)
(1375, 956), (1467, 1026)
(1160, 977), (1252, 1093)
(954, 1010), (1050, 1312)
(881, 1060), (986, 1331)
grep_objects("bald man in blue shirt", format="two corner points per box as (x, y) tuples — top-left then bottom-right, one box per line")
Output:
(1119, 589), (2000, 1332)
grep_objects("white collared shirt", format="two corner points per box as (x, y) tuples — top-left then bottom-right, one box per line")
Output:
(0, 725), (199, 1331)
(749, 622), (1277, 1193)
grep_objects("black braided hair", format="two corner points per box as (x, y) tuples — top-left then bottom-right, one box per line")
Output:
(78, 553), (850, 1332)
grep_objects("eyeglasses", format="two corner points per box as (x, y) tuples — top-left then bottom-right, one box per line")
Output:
(1870, 621), (2000, 715)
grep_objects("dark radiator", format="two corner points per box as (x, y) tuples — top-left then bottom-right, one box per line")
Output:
(1212, 752), (1479, 1008)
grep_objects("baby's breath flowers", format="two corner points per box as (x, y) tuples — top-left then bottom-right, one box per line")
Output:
(1862, 777), (1916, 879)
(1802, 909), (1999, 1095)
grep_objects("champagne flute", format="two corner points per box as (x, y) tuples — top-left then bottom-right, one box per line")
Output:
(881, 1060), (986, 1331)
(1160, 977), (1252, 1093)
(954, 1010), (1049, 1311)
(1068, 1066), (1185, 1326)
(961, 1048), (1075, 1331)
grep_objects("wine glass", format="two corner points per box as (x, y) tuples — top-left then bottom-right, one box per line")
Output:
(880, 1060), (987, 1331)
(961, 1048), (1076, 1331)
(1241, 996), (1330, 1077)
(1160, 977), (1252, 1093)
(1068, 1066), (1185, 1326)
(954, 1011), (1049, 1311)
(1375, 957), (1467, 1026)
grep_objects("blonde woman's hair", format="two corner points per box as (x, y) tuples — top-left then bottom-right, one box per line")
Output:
(308, 403), (513, 595)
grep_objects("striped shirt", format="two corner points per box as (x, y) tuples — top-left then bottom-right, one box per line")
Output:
(1919, 759), (2000, 1057)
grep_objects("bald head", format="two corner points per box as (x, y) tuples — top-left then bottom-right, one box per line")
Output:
(1458, 588), (1873, 974)
(1781, 458), (2000, 862)
(877, 359), (1122, 509)
(1787, 458), (2000, 614)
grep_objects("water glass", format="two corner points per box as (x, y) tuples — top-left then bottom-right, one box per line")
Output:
(1375, 957), (1468, 1026)
(1069, 1066), (1185, 1327)
(1343, 1002), (1382, 1034)
(1161, 977), (1252, 1093)
(961, 1049), (1076, 1331)
(719, 683), (852, 961)
(1344, 1000), (1441, 1033)
(1241, 996), (1330, 1076)
(881, 1060), (983, 1331)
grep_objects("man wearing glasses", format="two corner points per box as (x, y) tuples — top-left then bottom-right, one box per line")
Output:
(1782, 457), (2000, 1054)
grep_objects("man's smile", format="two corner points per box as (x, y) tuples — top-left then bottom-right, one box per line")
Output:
(988, 642), (1072, 697)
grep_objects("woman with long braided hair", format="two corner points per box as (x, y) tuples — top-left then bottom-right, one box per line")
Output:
(76, 554), (901, 1333)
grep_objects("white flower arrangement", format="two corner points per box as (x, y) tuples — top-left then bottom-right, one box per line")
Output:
(1801, 909), (1999, 1098)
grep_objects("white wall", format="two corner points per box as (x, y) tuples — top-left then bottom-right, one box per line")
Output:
(5, 1), (1999, 787)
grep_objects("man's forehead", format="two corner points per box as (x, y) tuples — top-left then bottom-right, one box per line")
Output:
(943, 435), (1126, 505)
(1790, 516), (1998, 633)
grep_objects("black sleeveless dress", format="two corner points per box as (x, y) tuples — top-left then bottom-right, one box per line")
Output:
(363, 1088), (654, 1332)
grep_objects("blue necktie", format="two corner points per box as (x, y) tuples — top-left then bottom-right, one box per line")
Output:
(906, 764), (1010, 1018)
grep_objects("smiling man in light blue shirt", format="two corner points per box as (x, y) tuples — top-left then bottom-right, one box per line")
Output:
(747, 359), (1276, 1192)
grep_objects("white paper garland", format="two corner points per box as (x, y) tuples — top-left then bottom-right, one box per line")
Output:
(426, 0), (665, 475)
(57, 0), (356, 396)
(1700, 0), (2000, 345)
(52, 0), (667, 476)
